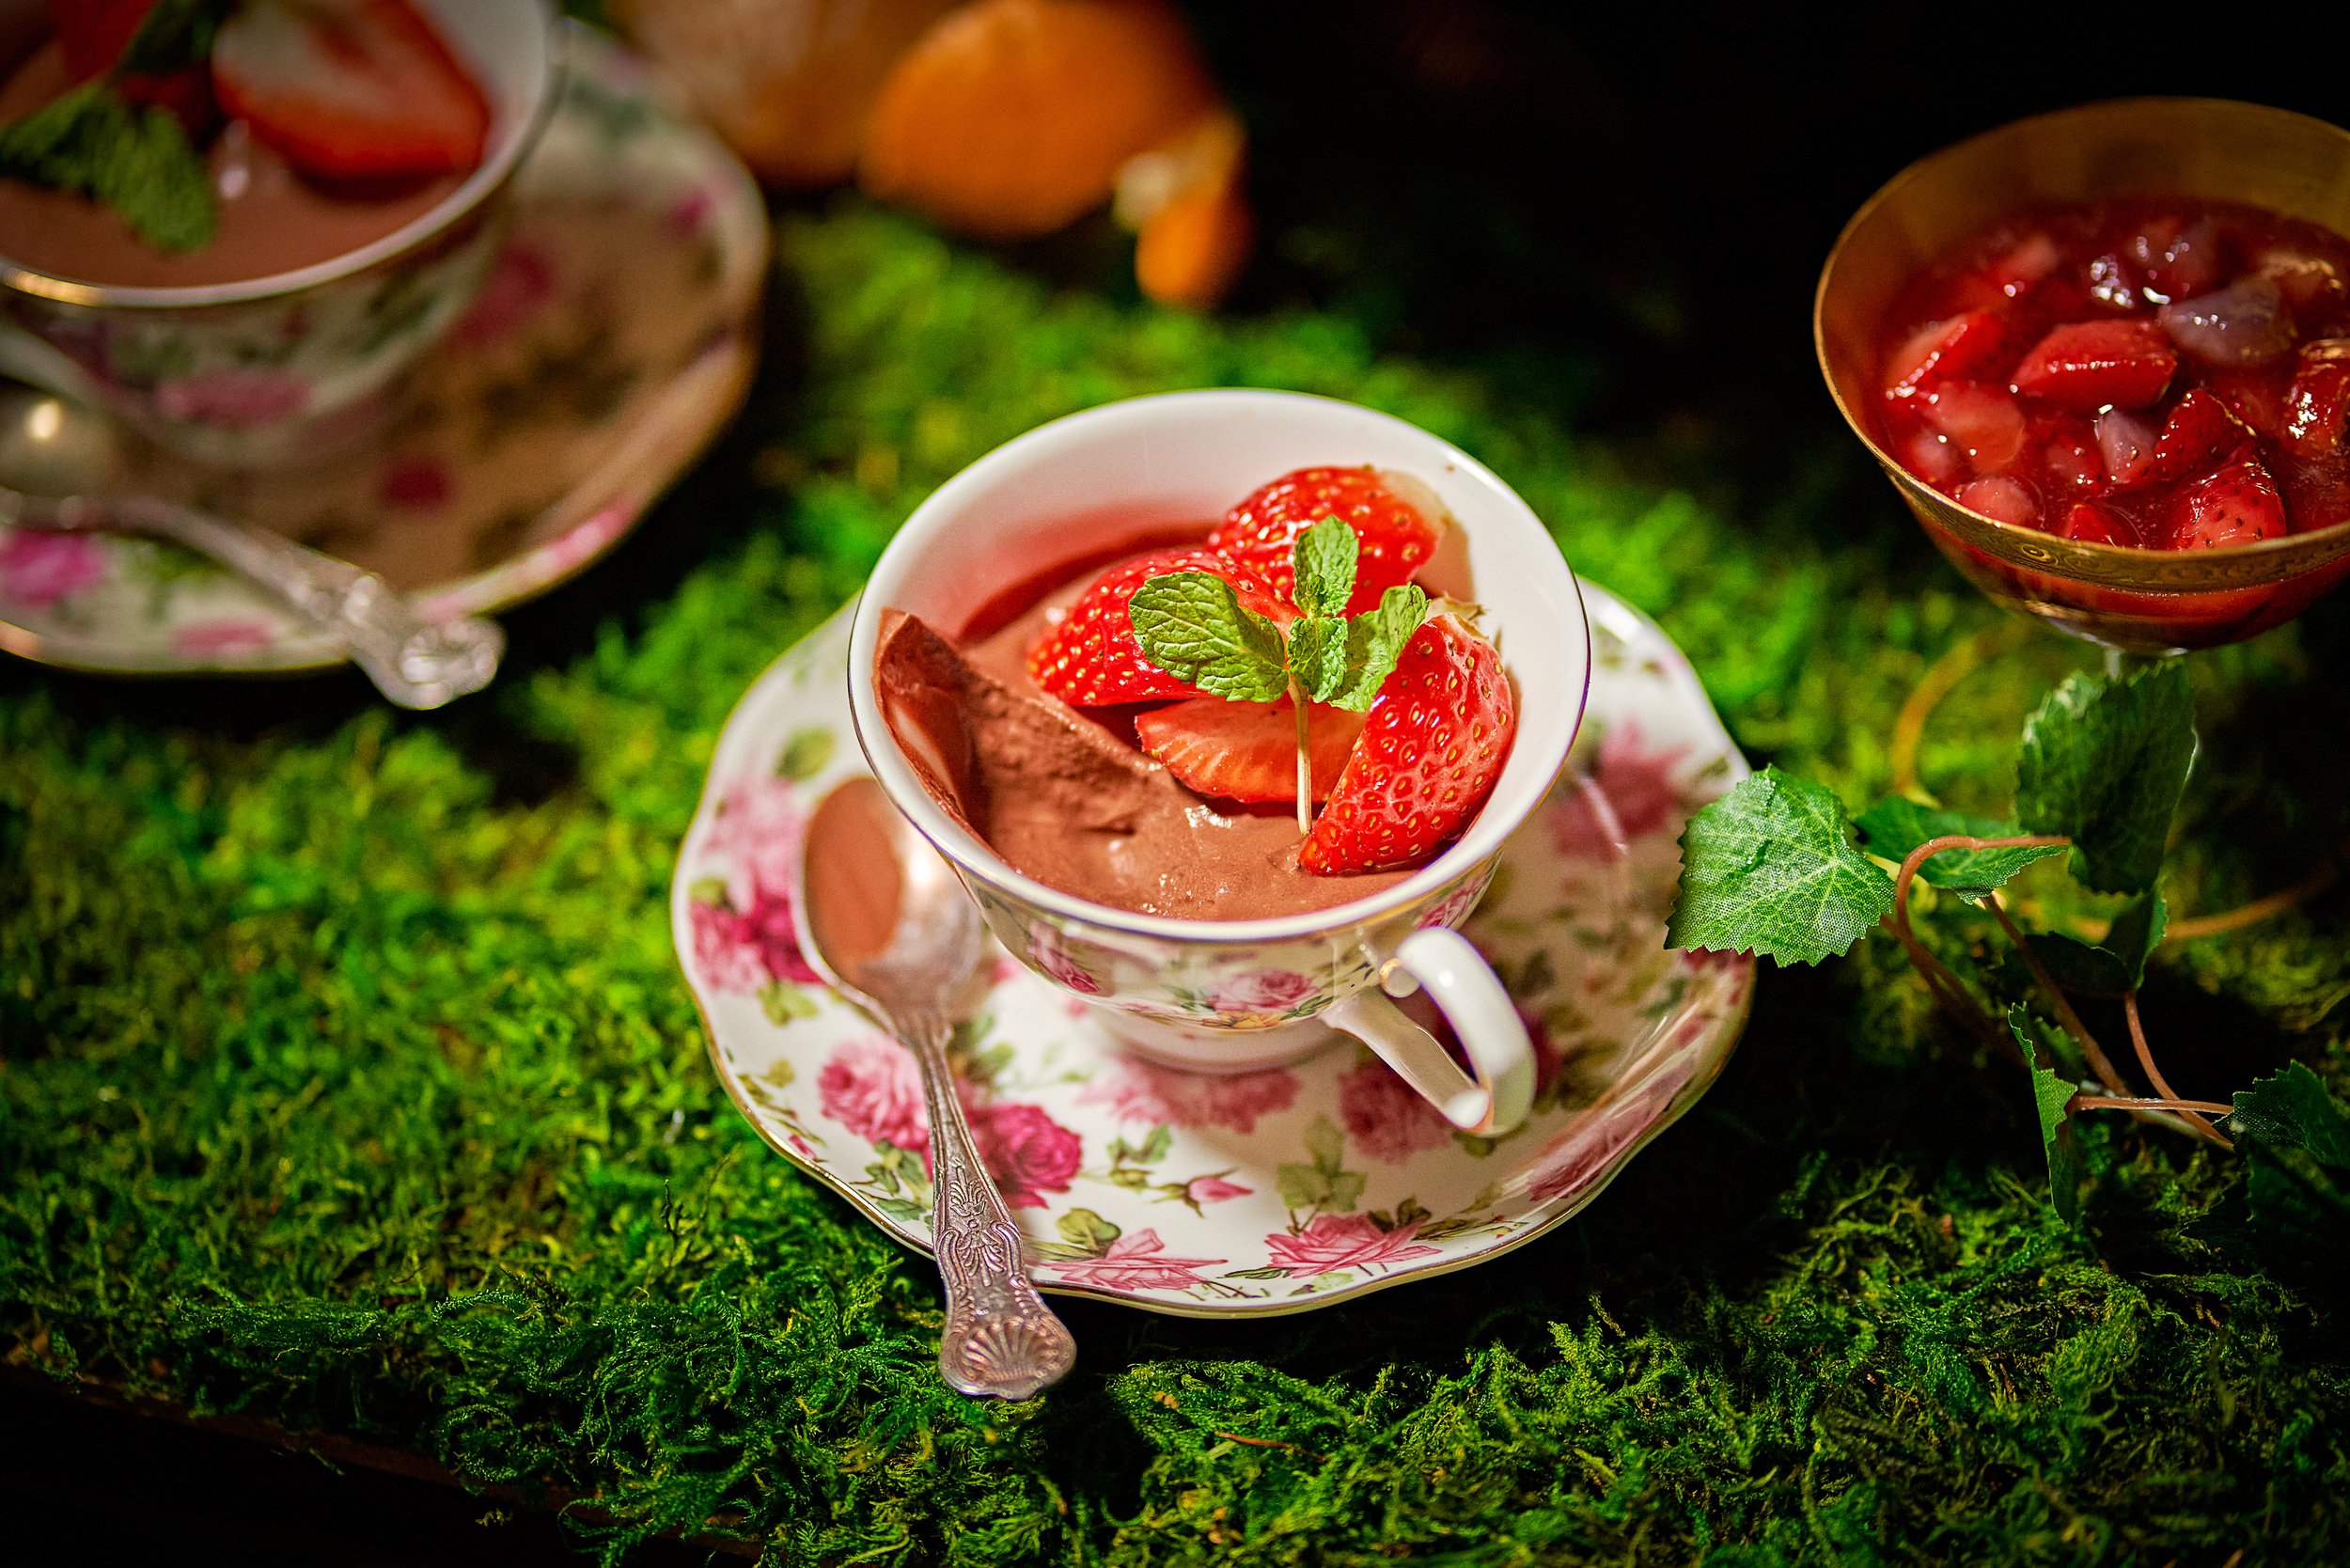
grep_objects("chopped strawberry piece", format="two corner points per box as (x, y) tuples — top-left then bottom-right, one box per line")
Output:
(2086, 253), (2138, 312)
(2148, 388), (2253, 482)
(2204, 367), (2293, 439)
(1301, 615), (1515, 875)
(2036, 416), (2104, 494)
(1026, 547), (1277, 707)
(2257, 249), (2349, 318)
(2095, 407), (2155, 489)
(2283, 339), (2350, 461)
(212, 0), (491, 181)
(2126, 214), (2227, 303)
(1991, 233), (2060, 294)
(46, 0), (154, 80)
(1135, 697), (1363, 804)
(1958, 476), (2037, 527)
(1880, 309), (2013, 403)
(1207, 466), (1448, 616)
(2058, 501), (2138, 545)
(1922, 382), (2025, 472)
(1899, 425), (1964, 486)
(2164, 459), (2288, 549)
(2010, 319), (2176, 412)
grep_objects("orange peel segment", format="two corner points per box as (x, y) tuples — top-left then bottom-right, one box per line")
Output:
(860, 0), (1217, 240)
(1121, 107), (1252, 309)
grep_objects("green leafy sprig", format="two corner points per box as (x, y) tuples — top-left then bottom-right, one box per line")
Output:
(1667, 657), (2349, 1239)
(0, 0), (238, 254)
(1128, 516), (1427, 832)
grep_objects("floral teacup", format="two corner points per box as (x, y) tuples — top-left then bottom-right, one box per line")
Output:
(0, 0), (557, 469)
(846, 389), (1591, 1137)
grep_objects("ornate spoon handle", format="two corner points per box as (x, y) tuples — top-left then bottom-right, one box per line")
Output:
(2, 490), (502, 710)
(899, 1011), (1075, 1401)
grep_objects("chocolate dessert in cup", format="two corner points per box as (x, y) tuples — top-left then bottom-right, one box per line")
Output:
(846, 389), (1590, 1140)
(1816, 99), (2350, 653)
(0, 0), (556, 467)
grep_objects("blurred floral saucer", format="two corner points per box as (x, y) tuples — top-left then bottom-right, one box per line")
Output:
(0, 24), (765, 677)
(674, 581), (1756, 1317)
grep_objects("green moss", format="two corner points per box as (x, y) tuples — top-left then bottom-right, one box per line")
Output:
(3, 204), (2346, 1562)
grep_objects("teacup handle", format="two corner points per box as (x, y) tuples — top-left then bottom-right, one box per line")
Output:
(1323, 927), (1535, 1137)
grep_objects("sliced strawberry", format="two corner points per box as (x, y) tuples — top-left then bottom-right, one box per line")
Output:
(2086, 253), (2138, 312)
(1922, 382), (2025, 472)
(2147, 388), (2252, 483)
(1301, 615), (1515, 875)
(2126, 214), (2227, 303)
(212, 0), (490, 181)
(2035, 416), (2104, 495)
(2010, 319), (2176, 411)
(2094, 407), (2155, 489)
(1207, 466), (1448, 616)
(46, 0), (154, 80)
(1958, 476), (2037, 527)
(1026, 547), (1277, 707)
(2205, 367), (2293, 439)
(2163, 458), (2288, 549)
(1898, 424), (1965, 486)
(2282, 338), (2350, 461)
(1880, 309), (2013, 403)
(1135, 697), (1363, 804)
(2059, 501), (2139, 547)
(1989, 233), (2060, 295)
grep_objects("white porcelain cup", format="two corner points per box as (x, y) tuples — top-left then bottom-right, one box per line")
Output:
(847, 389), (1590, 1137)
(0, 0), (557, 468)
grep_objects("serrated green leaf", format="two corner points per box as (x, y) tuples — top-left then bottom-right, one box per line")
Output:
(2015, 665), (2197, 895)
(1852, 798), (2066, 902)
(1128, 571), (1290, 701)
(1288, 615), (1349, 701)
(2228, 1063), (2350, 1261)
(0, 84), (215, 253)
(1137, 1123), (1173, 1164)
(1276, 1162), (1331, 1210)
(759, 981), (820, 1024)
(1053, 1207), (1121, 1252)
(1325, 585), (1429, 713)
(2012, 1007), (2084, 1225)
(1304, 1114), (1345, 1172)
(2029, 890), (2167, 996)
(1665, 767), (1894, 965)
(1292, 514), (1358, 619)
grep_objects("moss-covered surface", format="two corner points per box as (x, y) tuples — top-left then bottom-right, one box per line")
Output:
(4, 204), (2348, 1563)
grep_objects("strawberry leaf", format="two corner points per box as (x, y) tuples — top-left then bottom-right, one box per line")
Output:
(2227, 1063), (2350, 1262)
(1323, 585), (1429, 713)
(1852, 798), (2066, 901)
(2029, 890), (2167, 996)
(1666, 767), (1894, 964)
(1129, 571), (1290, 702)
(2013, 1006), (2085, 1225)
(1291, 514), (1358, 619)
(2015, 664), (2197, 895)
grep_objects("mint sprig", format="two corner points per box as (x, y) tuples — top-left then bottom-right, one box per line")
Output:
(1128, 515), (1429, 832)
(0, 0), (238, 255)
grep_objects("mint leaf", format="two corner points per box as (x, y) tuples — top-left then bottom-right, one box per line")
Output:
(2015, 664), (2196, 896)
(2228, 1063), (2350, 1262)
(0, 84), (215, 253)
(1288, 614), (1348, 701)
(1292, 515), (1358, 619)
(117, 0), (238, 76)
(1665, 767), (1894, 964)
(1129, 571), (1289, 702)
(1853, 798), (2066, 902)
(1324, 585), (1429, 713)
(2013, 1007), (2085, 1225)
(2029, 890), (2167, 996)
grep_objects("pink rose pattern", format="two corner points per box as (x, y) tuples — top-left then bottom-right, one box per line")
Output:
(171, 619), (276, 656)
(1185, 1174), (1251, 1204)
(1337, 1059), (1455, 1164)
(1265, 1214), (1442, 1277)
(1212, 968), (1318, 1014)
(154, 368), (311, 430)
(964, 1100), (1084, 1208)
(814, 1038), (1083, 1209)
(1027, 927), (1106, 996)
(1050, 1229), (1225, 1291)
(1081, 1058), (1299, 1135)
(818, 1037), (929, 1152)
(0, 531), (108, 609)
(455, 242), (558, 347)
(693, 775), (822, 990)
(1549, 723), (1691, 860)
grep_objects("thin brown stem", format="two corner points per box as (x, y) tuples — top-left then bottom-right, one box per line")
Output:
(2070, 1093), (2235, 1117)
(1887, 835), (2066, 1061)
(2124, 992), (2232, 1150)
(2166, 862), (2338, 942)
(1983, 891), (2133, 1099)
(1888, 621), (2034, 800)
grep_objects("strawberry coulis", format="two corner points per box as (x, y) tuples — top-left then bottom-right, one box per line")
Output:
(1870, 197), (2350, 550)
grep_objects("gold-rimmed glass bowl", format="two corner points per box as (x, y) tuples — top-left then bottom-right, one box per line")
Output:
(1816, 98), (2350, 652)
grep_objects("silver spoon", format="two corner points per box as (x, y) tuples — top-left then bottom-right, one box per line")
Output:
(794, 776), (1077, 1401)
(0, 383), (502, 710)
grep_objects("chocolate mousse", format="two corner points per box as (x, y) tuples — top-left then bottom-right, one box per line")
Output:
(874, 588), (1418, 921)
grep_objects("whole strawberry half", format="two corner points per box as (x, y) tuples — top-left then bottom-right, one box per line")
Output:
(2165, 458), (2288, 549)
(1136, 697), (1363, 804)
(1027, 547), (1278, 707)
(1207, 465), (1449, 616)
(1301, 615), (1515, 875)
(2010, 319), (2176, 412)
(212, 0), (490, 181)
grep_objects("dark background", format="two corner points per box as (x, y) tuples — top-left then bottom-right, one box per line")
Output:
(7, 3), (2344, 1560)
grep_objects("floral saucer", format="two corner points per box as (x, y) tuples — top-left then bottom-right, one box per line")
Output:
(0, 25), (766, 677)
(673, 581), (1755, 1316)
